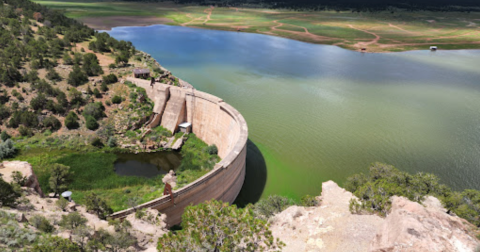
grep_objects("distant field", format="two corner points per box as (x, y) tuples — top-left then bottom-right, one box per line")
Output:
(34, 0), (480, 52)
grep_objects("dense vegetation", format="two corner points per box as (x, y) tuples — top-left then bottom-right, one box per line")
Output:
(0, 0), (135, 136)
(345, 162), (480, 227)
(158, 200), (284, 251)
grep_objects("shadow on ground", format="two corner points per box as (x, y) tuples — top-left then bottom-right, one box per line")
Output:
(233, 139), (267, 207)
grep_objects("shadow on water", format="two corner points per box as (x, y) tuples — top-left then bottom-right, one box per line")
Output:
(233, 139), (267, 207)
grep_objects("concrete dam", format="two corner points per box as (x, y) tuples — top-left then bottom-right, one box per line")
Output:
(111, 77), (248, 226)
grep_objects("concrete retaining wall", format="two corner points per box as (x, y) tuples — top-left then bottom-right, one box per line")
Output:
(112, 78), (248, 226)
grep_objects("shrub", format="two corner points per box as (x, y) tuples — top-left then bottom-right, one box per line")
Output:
(56, 197), (69, 211)
(64, 111), (79, 130)
(0, 139), (16, 159)
(102, 74), (118, 84)
(205, 144), (218, 155)
(11, 171), (27, 186)
(32, 236), (80, 252)
(0, 131), (10, 141)
(43, 116), (62, 131)
(30, 215), (54, 233)
(345, 162), (480, 225)
(83, 102), (105, 120)
(46, 68), (61, 81)
(253, 195), (294, 220)
(84, 192), (113, 220)
(83, 53), (103, 76)
(111, 95), (122, 104)
(0, 176), (20, 207)
(90, 137), (103, 147)
(107, 137), (117, 147)
(49, 163), (71, 198)
(300, 195), (318, 207)
(93, 88), (102, 98)
(59, 212), (87, 230)
(67, 64), (88, 87)
(18, 125), (33, 137)
(100, 82), (108, 92)
(157, 200), (284, 252)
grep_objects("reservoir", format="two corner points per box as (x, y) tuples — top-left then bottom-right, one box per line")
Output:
(108, 25), (480, 200)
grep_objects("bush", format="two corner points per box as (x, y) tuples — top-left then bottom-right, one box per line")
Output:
(59, 212), (87, 230)
(83, 102), (105, 120)
(85, 116), (99, 131)
(93, 88), (102, 98)
(0, 139), (16, 159)
(32, 236), (80, 252)
(205, 144), (218, 155)
(102, 74), (118, 84)
(0, 176), (20, 207)
(253, 195), (294, 220)
(56, 197), (69, 211)
(49, 164), (71, 198)
(84, 192), (112, 220)
(18, 125), (33, 137)
(300, 195), (319, 207)
(30, 215), (54, 233)
(43, 116), (62, 131)
(157, 200), (283, 252)
(83, 53), (103, 76)
(67, 65), (88, 87)
(107, 137), (117, 147)
(90, 137), (103, 147)
(1, 131), (10, 141)
(111, 95), (122, 104)
(46, 68), (61, 81)
(64, 111), (79, 130)
(11, 171), (27, 186)
(345, 162), (480, 225)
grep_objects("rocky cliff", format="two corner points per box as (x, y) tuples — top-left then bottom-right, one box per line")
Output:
(270, 181), (479, 252)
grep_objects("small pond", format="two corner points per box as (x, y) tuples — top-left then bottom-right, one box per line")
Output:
(114, 151), (182, 178)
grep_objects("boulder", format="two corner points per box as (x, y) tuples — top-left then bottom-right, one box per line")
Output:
(370, 196), (479, 252)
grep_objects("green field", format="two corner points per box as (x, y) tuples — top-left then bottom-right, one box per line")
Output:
(34, 0), (480, 52)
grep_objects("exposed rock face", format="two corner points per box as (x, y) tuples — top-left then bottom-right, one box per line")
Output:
(0, 161), (44, 197)
(270, 181), (384, 252)
(270, 181), (479, 252)
(370, 196), (479, 252)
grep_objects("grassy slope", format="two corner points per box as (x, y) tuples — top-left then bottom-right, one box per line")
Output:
(34, 0), (480, 52)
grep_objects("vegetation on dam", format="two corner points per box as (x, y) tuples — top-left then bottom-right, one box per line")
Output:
(34, 0), (480, 52)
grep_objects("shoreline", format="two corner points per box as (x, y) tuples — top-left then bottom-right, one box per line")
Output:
(105, 23), (480, 54)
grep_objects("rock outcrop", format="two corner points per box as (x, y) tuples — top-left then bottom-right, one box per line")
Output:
(0, 161), (44, 197)
(370, 196), (479, 252)
(270, 181), (479, 252)
(271, 181), (384, 252)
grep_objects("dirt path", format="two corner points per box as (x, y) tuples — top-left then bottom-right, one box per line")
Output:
(270, 20), (337, 42)
(348, 24), (381, 47)
(181, 7), (214, 26)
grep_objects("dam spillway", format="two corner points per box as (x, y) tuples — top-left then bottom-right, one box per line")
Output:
(110, 77), (248, 226)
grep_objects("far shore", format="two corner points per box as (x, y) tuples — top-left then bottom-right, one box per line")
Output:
(80, 16), (173, 31)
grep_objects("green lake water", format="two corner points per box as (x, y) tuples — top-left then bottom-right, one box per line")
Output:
(107, 25), (480, 202)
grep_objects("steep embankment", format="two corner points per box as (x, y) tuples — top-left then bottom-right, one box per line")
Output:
(271, 181), (479, 251)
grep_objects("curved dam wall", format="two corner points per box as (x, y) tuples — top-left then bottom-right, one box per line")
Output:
(111, 78), (248, 226)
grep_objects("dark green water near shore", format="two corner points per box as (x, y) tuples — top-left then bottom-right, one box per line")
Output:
(108, 25), (480, 200)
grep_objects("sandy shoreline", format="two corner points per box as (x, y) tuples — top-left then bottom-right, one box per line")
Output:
(80, 16), (173, 31)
